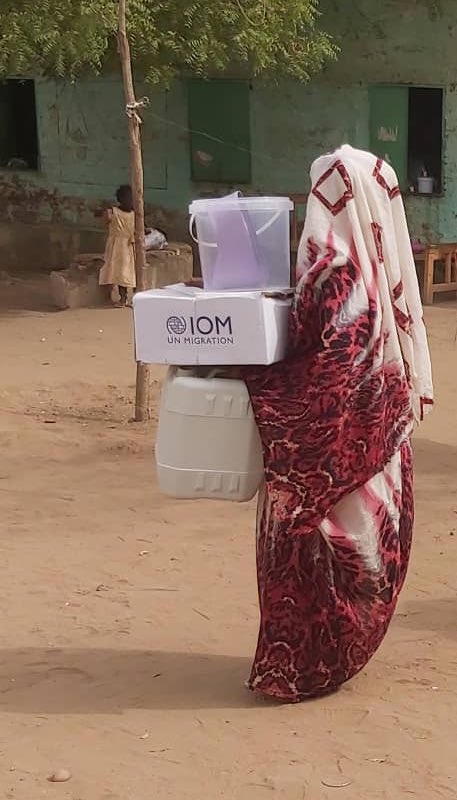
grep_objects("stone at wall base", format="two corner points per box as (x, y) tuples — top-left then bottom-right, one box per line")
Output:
(49, 243), (193, 310)
(50, 255), (106, 310)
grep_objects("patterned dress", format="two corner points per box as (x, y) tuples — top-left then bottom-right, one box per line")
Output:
(243, 146), (433, 703)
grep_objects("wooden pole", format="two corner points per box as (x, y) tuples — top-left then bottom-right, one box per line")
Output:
(118, 0), (150, 421)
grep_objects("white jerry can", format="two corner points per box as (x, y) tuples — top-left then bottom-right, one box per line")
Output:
(155, 367), (264, 502)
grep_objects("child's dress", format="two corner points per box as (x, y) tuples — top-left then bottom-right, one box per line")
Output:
(99, 207), (136, 288)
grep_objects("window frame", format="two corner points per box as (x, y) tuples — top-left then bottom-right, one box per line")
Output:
(0, 77), (40, 174)
(369, 83), (445, 198)
(187, 78), (252, 185)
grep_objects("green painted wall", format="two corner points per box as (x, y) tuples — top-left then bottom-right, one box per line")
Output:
(320, 0), (457, 242)
(2, 0), (457, 268)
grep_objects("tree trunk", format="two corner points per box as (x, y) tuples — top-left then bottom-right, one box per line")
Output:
(118, 0), (150, 421)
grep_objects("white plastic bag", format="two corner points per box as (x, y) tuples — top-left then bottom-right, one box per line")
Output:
(145, 228), (168, 250)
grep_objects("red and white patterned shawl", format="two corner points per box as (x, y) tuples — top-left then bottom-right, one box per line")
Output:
(297, 145), (433, 422)
(243, 149), (428, 700)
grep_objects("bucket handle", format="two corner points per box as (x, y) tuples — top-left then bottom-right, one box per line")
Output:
(254, 210), (281, 235)
(189, 214), (217, 249)
(177, 366), (233, 380)
(189, 209), (282, 248)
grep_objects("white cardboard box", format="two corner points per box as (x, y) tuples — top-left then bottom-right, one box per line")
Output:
(133, 284), (290, 365)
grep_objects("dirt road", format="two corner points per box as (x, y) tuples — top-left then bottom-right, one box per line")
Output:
(0, 279), (456, 799)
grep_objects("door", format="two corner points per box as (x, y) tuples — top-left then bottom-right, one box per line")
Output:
(369, 86), (409, 188)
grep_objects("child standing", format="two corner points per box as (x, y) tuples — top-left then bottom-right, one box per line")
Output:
(99, 185), (136, 307)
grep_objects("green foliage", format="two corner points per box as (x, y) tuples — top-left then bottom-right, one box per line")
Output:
(0, 0), (336, 83)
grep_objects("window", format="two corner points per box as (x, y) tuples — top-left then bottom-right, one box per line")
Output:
(0, 79), (39, 170)
(408, 88), (443, 193)
(369, 86), (443, 194)
(188, 79), (251, 184)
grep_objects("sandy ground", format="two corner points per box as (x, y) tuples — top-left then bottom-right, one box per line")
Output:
(0, 274), (456, 800)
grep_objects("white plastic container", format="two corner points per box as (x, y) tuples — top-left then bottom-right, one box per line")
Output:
(155, 368), (264, 502)
(189, 194), (293, 291)
(417, 176), (434, 194)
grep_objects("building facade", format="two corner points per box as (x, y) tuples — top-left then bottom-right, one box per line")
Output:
(0, 0), (456, 269)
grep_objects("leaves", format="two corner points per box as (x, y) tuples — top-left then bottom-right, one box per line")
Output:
(0, 0), (337, 83)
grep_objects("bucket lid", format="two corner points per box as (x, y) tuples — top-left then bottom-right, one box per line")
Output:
(189, 195), (294, 214)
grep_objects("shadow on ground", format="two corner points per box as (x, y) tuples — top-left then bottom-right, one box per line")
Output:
(0, 648), (255, 714)
(397, 597), (457, 640)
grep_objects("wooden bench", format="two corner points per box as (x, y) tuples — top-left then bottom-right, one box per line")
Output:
(287, 193), (307, 285)
(422, 243), (457, 305)
(289, 193), (308, 256)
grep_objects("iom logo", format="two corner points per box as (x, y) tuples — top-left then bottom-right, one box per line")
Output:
(166, 314), (234, 346)
(166, 315), (187, 336)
